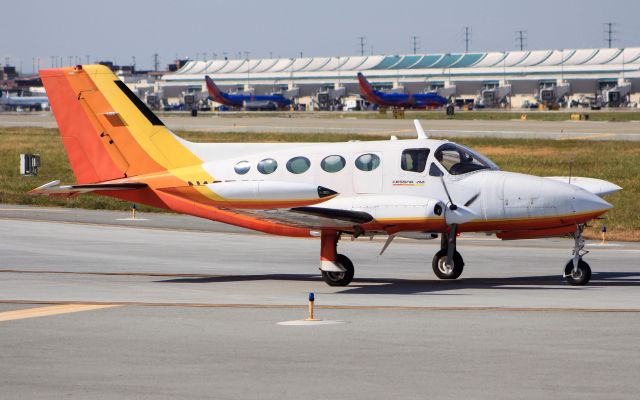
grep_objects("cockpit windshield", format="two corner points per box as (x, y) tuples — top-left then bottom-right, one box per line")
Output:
(434, 143), (499, 175)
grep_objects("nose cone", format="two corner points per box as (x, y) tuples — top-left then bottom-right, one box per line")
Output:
(572, 188), (613, 214)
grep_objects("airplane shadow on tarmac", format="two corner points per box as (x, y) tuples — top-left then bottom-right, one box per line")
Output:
(157, 272), (640, 295)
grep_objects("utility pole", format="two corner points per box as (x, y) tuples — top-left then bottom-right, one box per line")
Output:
(515, 30), (527, 51)
(152, 53), (159, 72)
(358, 36), (367, 56)
(463, 27), (472, 53)
(604, 22), (617, 48)
(244, 52), (250, 90)
(411, 36), (419, 55)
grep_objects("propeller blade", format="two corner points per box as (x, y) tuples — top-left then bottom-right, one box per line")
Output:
(439, 176), (457, 211)
(464, 193), (480, 207)
(445, 204), (480, 225)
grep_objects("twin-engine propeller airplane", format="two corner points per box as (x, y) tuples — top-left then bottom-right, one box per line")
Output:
(33, 65), (621, 286)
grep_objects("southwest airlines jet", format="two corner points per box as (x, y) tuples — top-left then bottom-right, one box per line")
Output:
(32, 65), (620, 287)
(358, 72), (448, 109)
(205, 75), (291, 109)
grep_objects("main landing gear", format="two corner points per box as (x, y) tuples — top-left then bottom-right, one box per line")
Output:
(319, 230), (354, 286)
(432, 225), (465, 279)
(564, 224), (592, 286)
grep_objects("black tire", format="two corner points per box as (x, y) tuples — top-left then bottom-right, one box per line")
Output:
(432, 249), (464, 280)
(321, 254), (354, 287)
(564, 259), (591, 286)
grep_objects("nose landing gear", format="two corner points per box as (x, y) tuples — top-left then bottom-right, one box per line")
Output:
(564, 224), (591, 286)
(432, 226), (465, 279)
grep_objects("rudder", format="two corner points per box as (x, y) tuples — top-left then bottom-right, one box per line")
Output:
(40, 65), (202, 184)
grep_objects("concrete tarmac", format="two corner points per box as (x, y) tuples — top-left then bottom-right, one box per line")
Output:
(2, 111), (640, 140)
(1, 207), (639, 399)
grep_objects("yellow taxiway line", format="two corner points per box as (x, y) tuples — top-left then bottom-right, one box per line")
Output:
(0, 304), (119, 322)
(1, 300), (638, 313)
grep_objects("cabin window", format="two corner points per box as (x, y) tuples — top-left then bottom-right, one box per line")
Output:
(257, 158), (278, 174)
(401, 148), (429, 173)
(234, 160), (251, 175)
(355, 153), (381, 171)
(434, 143), (497, 175)
(286, 156), (311, 174)
(321, 155), (346, 173)
(429, 163), (444, 177)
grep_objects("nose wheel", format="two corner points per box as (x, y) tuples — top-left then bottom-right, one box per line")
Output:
(564, 259), (591, 286)
(432, 249), (464, 279)
(432, 227), (465, 280)
(563, 224), (591, 286)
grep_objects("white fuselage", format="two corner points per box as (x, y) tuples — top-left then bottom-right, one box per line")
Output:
(178, 136), (613, 232)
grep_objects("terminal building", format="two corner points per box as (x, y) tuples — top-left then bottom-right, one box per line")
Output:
(160, 47), (640, 110)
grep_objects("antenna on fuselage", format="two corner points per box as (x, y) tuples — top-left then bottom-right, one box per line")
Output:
(413, 119), (427, 139)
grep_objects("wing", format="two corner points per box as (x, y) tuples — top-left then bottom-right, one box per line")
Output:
(29, 180), (147, 197)
(221, 206), (373, 230)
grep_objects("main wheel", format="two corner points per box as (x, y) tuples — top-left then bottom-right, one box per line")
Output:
(564, 259), (591, 286)
(321, 254), (354, 287)
(432, 249), (464, 280)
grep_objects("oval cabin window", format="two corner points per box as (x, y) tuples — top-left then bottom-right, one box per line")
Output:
(286, 157), (311, 174)
(320, 155), (346, 173)
(234, 160), (251, 175)
(355, 153), (381, 171)
(257, 158), (278, 174)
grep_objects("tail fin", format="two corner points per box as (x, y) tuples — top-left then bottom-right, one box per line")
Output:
(205, 75), (229, 104)
(40, 65), (201, 183)
(357, 72), (375, 99)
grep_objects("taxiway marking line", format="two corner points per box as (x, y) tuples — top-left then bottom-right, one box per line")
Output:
(1, 300), (639, 313)
(0, 269), (225, 278)
(0, 304), (119, 322)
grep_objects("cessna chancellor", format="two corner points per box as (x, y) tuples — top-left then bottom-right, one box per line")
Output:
(205, 75), (292, 110)
(357, 72), (448, 109)
(32, 65), (620, 286)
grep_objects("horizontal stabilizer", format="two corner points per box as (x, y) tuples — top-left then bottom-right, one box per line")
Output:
(29, 180), (147, 197)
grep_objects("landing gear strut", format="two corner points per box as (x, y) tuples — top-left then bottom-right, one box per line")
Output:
(432, 225), (465, 279)
(319, 230), (354, 286)
(564, 224), (591, 286)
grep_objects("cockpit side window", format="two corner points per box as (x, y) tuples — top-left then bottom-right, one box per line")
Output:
(401, 148), (430, 173)
(429, 163), (444, 177)
(434, 143), (497, 175)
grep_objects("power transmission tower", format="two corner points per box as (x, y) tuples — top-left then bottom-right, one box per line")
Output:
(463, 27), (472, 53)
(411, 36), (420, 55)
(358, 36), (367, 56)
(603, 22), (617, 48)
(515, 30), (527, 51)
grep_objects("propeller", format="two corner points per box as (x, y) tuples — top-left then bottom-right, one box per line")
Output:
(439, 176), (480, 225)
(438, 176), (481, 268)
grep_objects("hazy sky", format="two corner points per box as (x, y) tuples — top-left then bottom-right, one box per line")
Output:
(2, 0), (639, 72)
